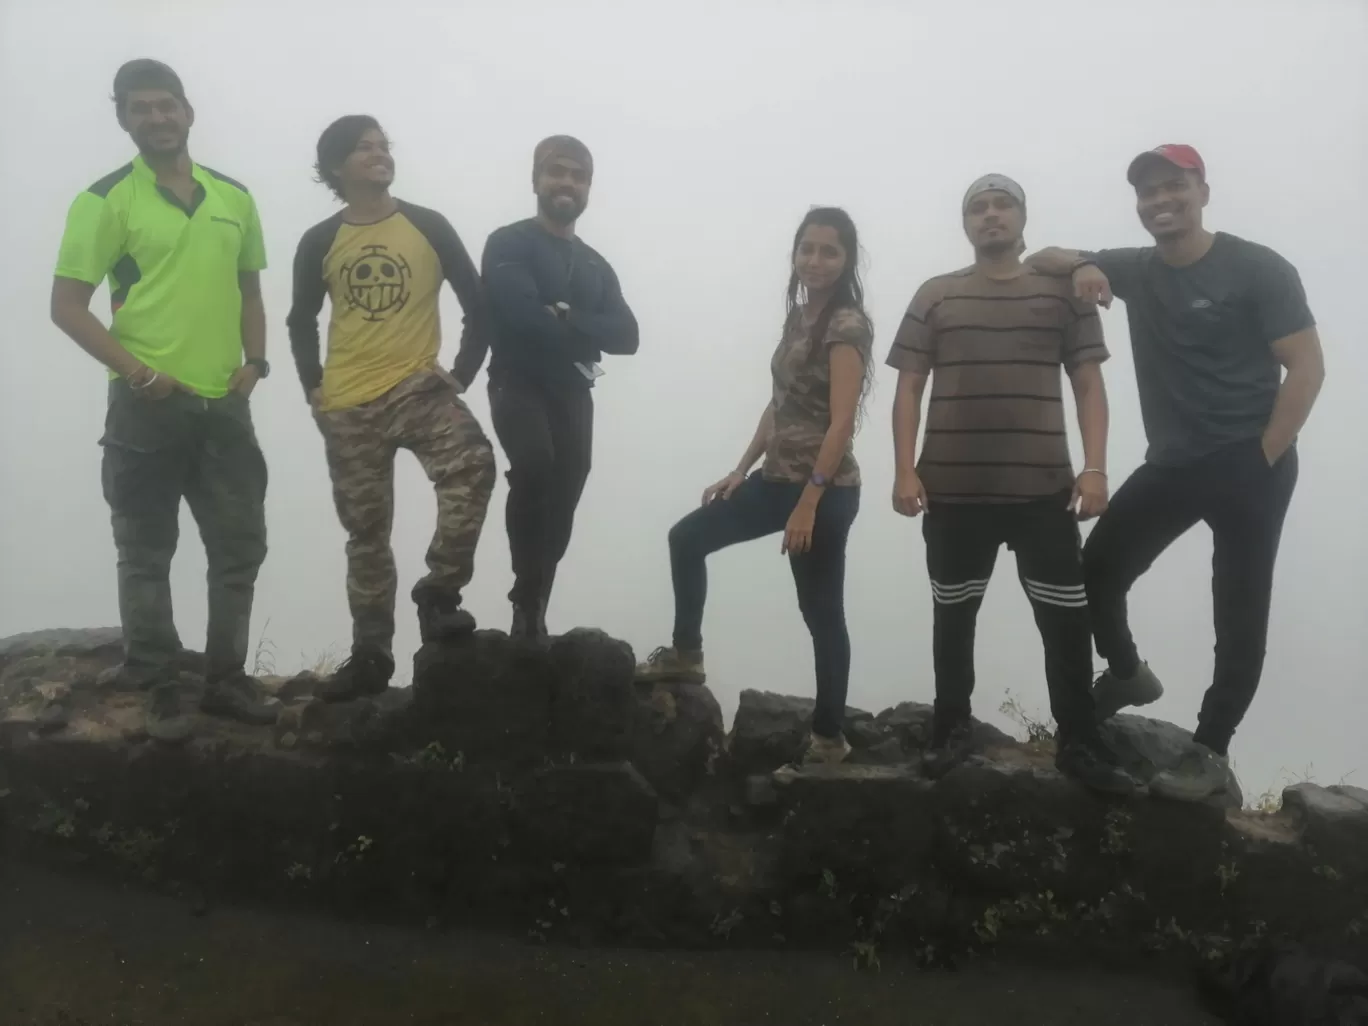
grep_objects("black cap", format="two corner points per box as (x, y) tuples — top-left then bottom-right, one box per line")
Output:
(112, 59), (186, 107)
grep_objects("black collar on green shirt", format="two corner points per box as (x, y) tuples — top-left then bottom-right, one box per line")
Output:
(157, 181), (206, 216)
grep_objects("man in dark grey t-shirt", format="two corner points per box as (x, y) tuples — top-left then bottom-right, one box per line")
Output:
(1026, 143), (1326, 803)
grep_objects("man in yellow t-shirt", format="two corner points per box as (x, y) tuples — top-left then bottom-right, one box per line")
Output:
(287, 115), (495, 701)
(50, 59), (277, 740)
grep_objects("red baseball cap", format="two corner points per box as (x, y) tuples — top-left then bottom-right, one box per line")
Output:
(1126, 144), (1206, 185)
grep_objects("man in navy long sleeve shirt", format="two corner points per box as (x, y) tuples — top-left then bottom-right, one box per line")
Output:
(479, 135), (639, 641)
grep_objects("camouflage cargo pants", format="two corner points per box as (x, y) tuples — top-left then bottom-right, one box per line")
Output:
(316, 369), (496, 654)
(99, 379), (269, 681)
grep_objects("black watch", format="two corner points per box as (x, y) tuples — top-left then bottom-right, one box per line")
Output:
(246, 358), (270, 379)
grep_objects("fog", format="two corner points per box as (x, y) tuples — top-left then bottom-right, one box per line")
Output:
(2, 0), (1364, 799)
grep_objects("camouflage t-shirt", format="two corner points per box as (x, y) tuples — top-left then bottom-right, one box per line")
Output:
(761, 305), (873, 486)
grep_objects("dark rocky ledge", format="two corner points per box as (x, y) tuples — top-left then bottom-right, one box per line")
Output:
(0, 626), (1363, 971)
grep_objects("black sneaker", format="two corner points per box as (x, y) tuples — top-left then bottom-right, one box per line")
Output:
(317, 647), (395, 703)
(510, 603), (548, 644)
(1055, 734), (1138, 796)
(201, 672), (280, 726)
(923, 720), (974, 780)
(417, 592), (476, 644)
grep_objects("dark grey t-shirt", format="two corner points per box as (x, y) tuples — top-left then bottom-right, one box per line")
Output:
(1086, 232), (1315, 466)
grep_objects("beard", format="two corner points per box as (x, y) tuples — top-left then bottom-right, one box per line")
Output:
(538, 190), (585, 225)
(974, 234), (1019, 257)
(133, 124), (188, 158)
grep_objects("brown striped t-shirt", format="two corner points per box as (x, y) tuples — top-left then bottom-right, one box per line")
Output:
(885, 266), (1108, 503)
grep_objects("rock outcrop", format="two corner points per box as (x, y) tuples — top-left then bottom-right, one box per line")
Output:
(0, 626), (1363, 970)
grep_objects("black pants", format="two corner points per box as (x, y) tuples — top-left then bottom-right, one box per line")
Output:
(922, 492), (1094, 740)
(488, 374), (593, 611)
(99, 380), (269, 681)
(667, 473), (860, 739)
(1084, 438), (1298, 755)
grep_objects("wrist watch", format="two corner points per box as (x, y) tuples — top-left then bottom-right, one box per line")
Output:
(809, 472), (828, 487)
(246, 358), (270, 379)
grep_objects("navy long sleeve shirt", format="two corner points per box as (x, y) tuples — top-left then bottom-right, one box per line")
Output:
(478, 218), (639, 392)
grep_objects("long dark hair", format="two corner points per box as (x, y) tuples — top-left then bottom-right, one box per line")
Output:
(784, 206), (875, 419)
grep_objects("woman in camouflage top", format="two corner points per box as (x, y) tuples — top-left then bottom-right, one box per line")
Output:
(635, 207), (874, 765)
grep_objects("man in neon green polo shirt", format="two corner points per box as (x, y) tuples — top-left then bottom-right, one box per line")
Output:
(50, 59), (278, 740)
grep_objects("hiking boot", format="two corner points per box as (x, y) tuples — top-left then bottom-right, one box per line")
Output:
(510, 602), (548, 644)
(1055, 734), (1138, 796)
(1092, 661), (1164, 720)
(634, 645), (706, 684)
(923, 720), (974, 780)
(146, 680), (195, 745)
(802, 731), (852, 766)
(317, 647), (395, 703)
(1151, 742), (1231, 803)
(201, 672), (280, 726)
(417, 592), (476, 644)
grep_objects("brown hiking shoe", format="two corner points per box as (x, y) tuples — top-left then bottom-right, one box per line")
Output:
(634, 645), (705, 684)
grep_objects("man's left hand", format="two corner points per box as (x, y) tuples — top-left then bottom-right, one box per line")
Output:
(1072, 471), (1109, 521)
(228, 364), (260, 397)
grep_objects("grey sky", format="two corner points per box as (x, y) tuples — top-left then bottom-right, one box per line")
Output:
(2, 0), (1364, 798)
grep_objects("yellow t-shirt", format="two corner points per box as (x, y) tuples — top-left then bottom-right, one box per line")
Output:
(286, 200), (488, 411)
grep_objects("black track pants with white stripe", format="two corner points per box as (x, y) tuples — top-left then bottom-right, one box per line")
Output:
(921, 491), (1094, 738)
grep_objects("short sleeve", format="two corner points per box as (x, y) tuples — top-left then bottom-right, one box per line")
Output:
(885, 279), (939, 374)
(1249, 246), (1315, 345)
(54, 192), (123, 286)
(238, 194), (268, 272)
(1063, 296), (1109, 371)
(1082, 247), (1147, 301)
(824, 308), (872, 361)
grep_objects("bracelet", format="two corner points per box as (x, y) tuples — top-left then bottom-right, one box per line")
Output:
(129, 371), (159, 390)
(1078, 467), (1107, 479)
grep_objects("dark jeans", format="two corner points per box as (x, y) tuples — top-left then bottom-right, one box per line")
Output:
(488, 374), (593, 611)
(668, 473), (860, 740)
(99, 380), (268, 681)
(1084, 438), (1298, 755)
(922, 492), (1095, 740)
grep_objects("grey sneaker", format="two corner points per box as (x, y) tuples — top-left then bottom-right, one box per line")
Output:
(1092, 661), (1164, 720)
(1151, 743), (1230, 802)
(201, 672), (281, 726)
(146, 681), (195, 745)
(634, 645), (706, 684)
(802, 731), (852, 766)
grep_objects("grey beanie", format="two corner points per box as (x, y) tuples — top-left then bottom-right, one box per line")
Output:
(962, 173), (1026, 213)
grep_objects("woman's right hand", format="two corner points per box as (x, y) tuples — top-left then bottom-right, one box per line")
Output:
(701, 470), (746, 506)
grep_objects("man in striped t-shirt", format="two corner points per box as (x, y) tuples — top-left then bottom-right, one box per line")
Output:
(887, 174), (1133, 794)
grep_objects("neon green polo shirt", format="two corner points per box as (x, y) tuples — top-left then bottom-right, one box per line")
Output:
(54, 155), (267, 397)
